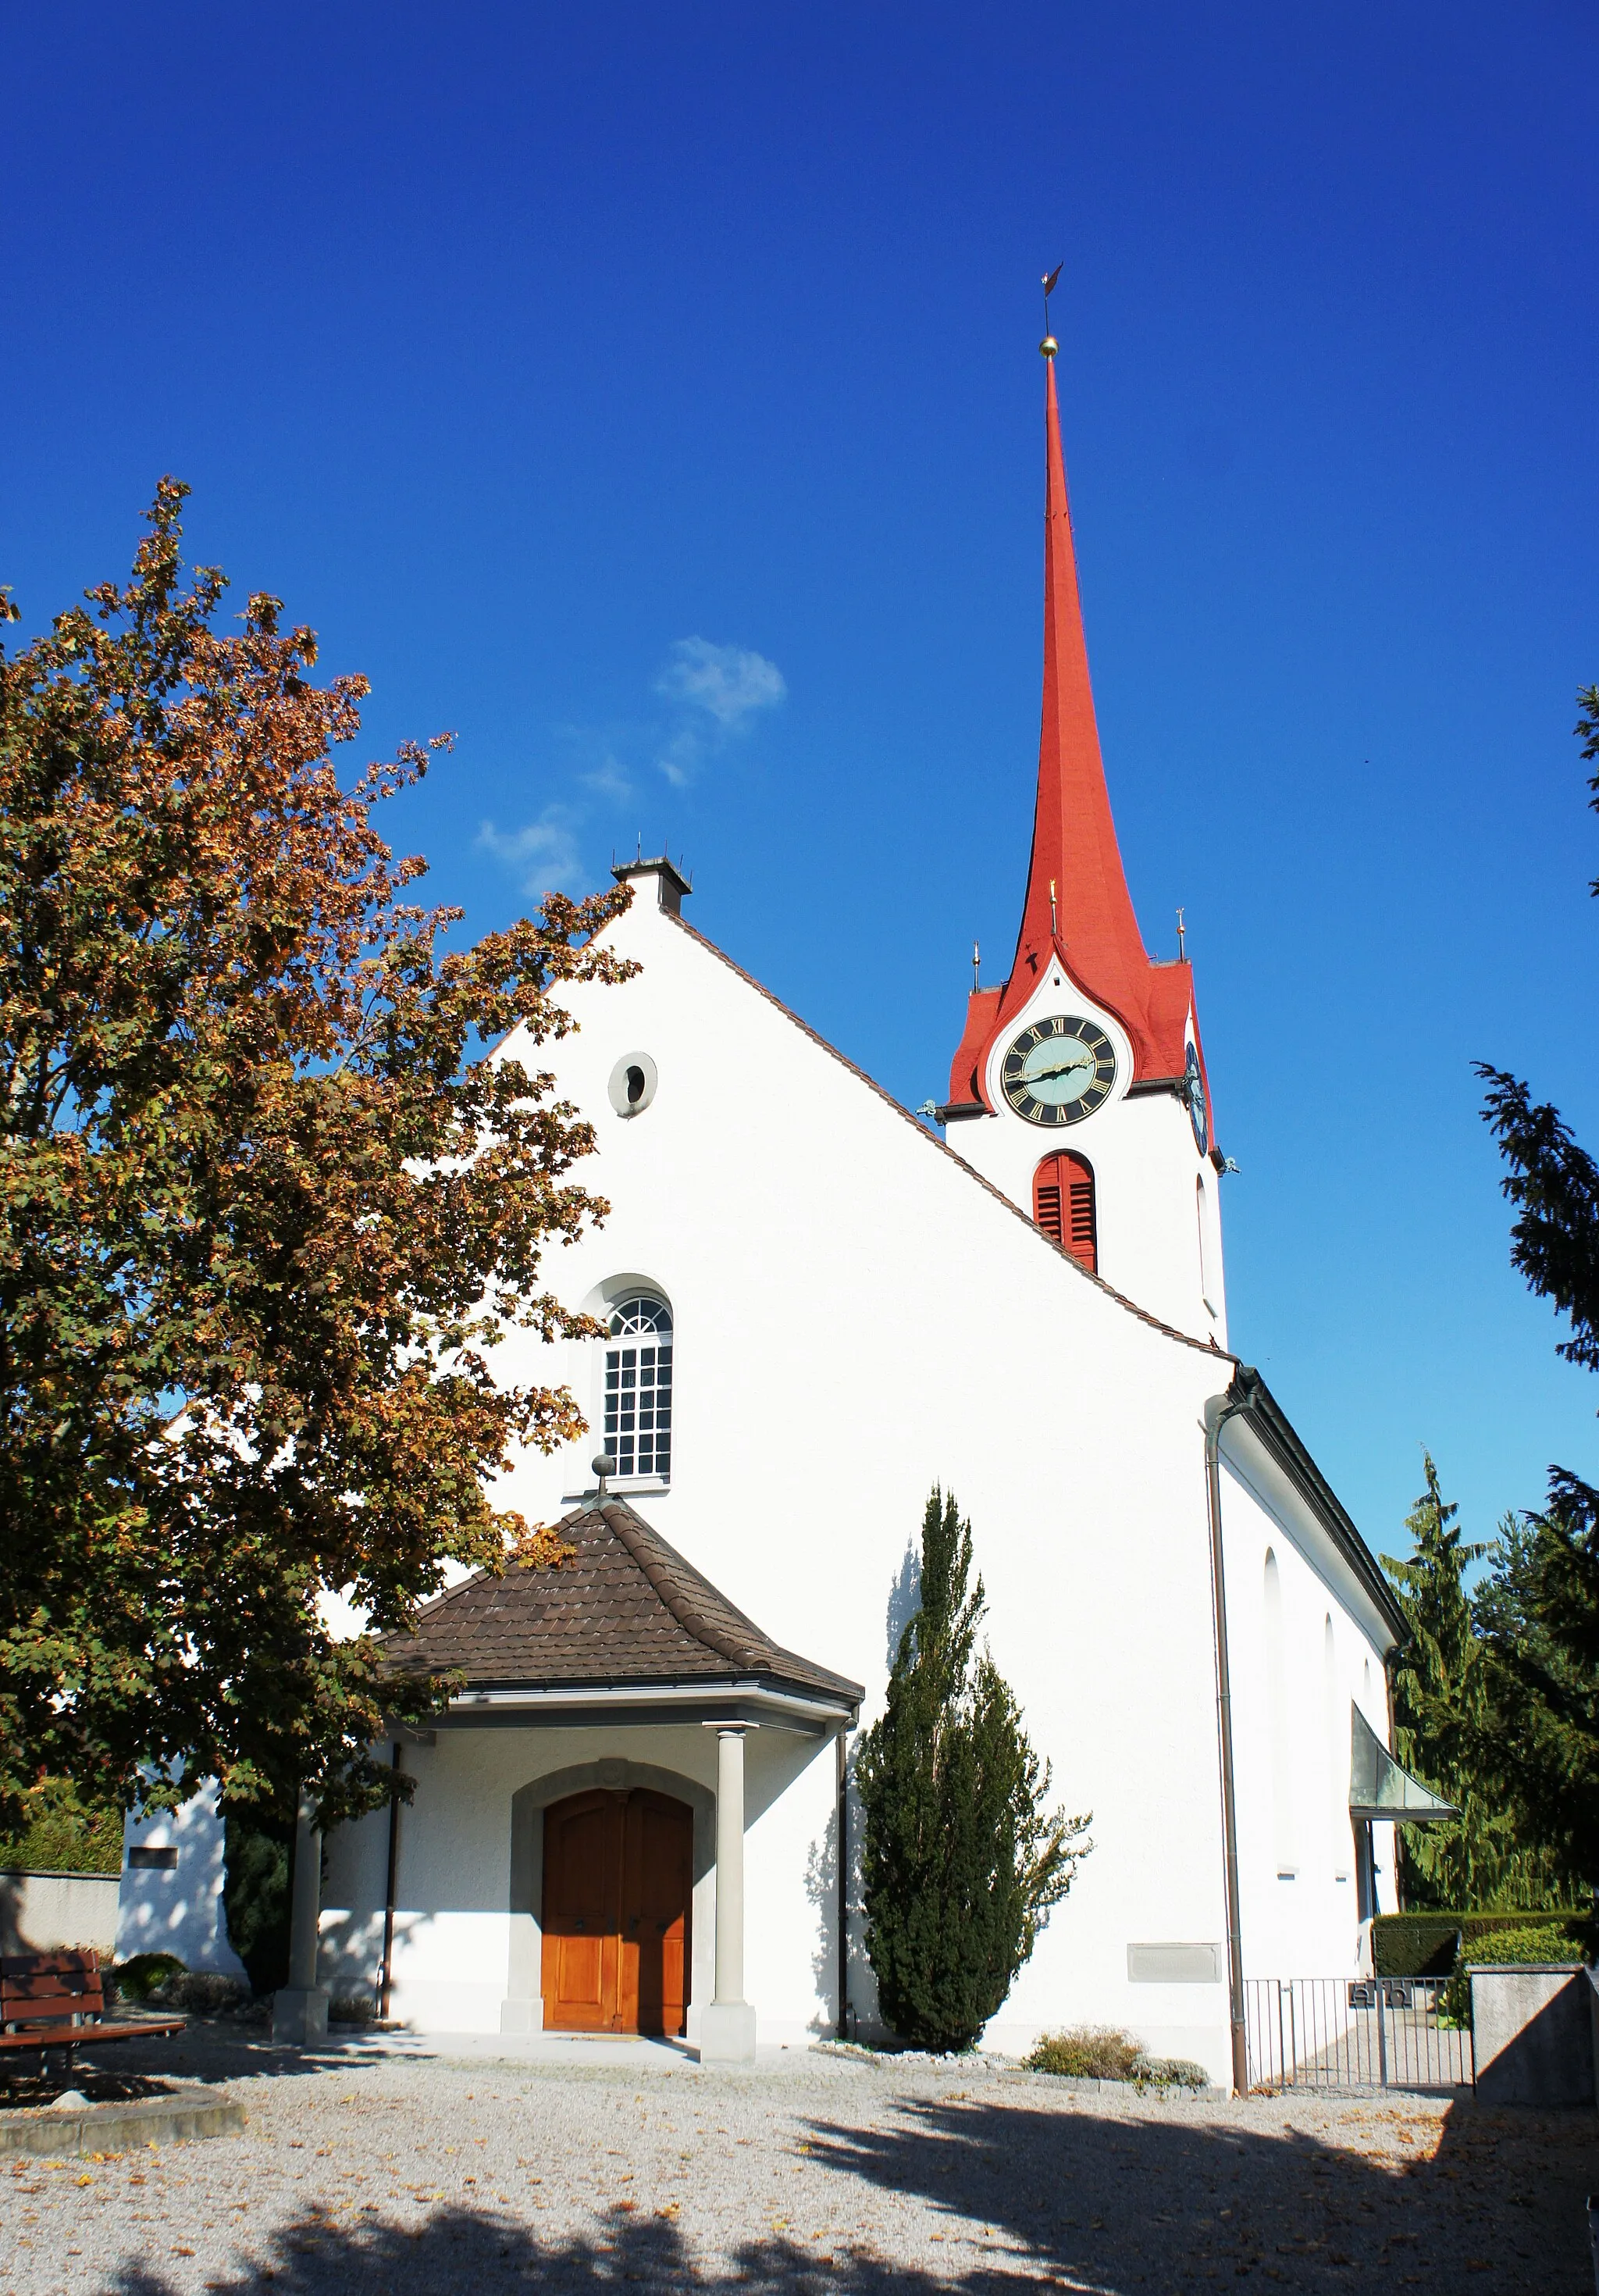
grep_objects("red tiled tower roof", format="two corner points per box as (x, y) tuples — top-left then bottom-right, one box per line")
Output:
(948, 354), (1207, 1112)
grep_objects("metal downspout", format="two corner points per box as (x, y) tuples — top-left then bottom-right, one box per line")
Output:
(1205, 1390), (1249, 2096)
(379, 1741), (401, 2021)
(835, 1729), (850, 2040)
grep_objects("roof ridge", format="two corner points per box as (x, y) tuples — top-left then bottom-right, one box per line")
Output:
(380, 1494), (862, 1705)
(662, 909), (1231, 1362)
(599, 1499), (767, 1668)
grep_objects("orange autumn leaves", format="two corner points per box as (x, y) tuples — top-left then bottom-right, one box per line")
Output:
(0, 482), (629, 1828)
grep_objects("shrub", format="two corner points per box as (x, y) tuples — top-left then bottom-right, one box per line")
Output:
(109, 1952), (187, 2002)
(1373, 1909), (1590, 1977)
(1024, 2027), (1209, 2090)
(329, 1994), (376, 2027)
(223, 1809), (294, 1996)
(1136, 2056), (1212, 2092)
(166, 1972), (251, 2016)
(1439, 1923), (1583, 2023)
(1025, 2027), (1141, 2080)
(0, 1782), (123, 1877)
(1463, 1923), (1581, 1966)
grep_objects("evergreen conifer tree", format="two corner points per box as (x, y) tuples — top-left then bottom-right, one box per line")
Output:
(1384, 1459), (1501, 1906)
(1471, 682), (1599, 1891)
(854, 1488), (1089, 2052)
(1473, 1476), (1599, 1890)
(1383, 1459), (1576, 1907)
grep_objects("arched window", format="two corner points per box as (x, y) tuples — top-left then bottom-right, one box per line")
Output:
(604, 1296), (673, 1481)
(1033, 1152), (1096, 1273)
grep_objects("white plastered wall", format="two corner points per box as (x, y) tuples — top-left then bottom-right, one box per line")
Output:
(471, 883), (1247, 2077)
(1219, 1439), (1398, 1990)
(116, 1781), (247, 1977)
(319, 1720), (839, 2038)
(301, 875), (1399, 2082)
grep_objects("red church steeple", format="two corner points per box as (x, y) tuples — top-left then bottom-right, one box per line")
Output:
(946, 346), (1202, 1112)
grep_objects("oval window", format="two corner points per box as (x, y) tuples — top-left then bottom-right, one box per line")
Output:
(607, 1050), (659, 1118)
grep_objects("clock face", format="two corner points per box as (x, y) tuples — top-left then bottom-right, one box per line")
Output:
(1001, 1016), (1117, 1126)
(1184, 1043), (1209, 1156)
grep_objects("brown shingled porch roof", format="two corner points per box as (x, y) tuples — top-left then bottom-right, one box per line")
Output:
(383, 1497), (862, 1713)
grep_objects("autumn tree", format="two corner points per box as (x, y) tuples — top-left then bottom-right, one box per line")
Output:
(0, 481), (632, 1833)
(855, 1488), (1090, 2052)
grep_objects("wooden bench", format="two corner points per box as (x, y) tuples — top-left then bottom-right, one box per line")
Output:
(0, 1952), (183, 2080)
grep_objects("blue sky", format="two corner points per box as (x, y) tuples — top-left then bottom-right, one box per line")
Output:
(3, 3), (1595, 1562)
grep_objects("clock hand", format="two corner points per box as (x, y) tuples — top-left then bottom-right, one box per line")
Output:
(1029, 1055), (1095, 1083)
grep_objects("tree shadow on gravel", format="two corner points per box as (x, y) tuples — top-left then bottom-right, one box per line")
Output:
(75, 2023), (400, 2090)
(0, 2064), (175, 2105)
(94, 2089), (1596, 2294)
(799, 2088), (1593, 2293)
(105, 2207), (992, 2296)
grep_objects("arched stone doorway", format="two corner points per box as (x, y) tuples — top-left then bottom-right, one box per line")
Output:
(541, 1788), (693, 2036)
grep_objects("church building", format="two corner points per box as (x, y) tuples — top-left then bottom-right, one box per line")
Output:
(125, 344), (1434, 2090)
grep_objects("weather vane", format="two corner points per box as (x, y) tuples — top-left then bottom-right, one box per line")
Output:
(1040, 262), (1063, 359)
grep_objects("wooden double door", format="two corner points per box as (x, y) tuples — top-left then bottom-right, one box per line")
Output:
(540, 1788), (693, 2036)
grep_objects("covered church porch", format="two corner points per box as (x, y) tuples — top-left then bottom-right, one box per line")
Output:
(312, 1496), (860, 2066)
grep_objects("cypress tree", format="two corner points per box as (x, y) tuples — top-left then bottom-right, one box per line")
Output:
(854, 1487), (1090, 2052)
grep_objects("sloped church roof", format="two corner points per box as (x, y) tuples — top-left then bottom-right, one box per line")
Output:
(384, 1496), (862, 1708)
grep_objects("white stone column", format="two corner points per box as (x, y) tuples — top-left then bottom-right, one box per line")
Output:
(700, 1725), (757, 2066)
(272, 1790), (329, 2044)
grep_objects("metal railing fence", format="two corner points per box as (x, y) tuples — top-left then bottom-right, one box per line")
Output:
(1244, 1976), (1474, 2092)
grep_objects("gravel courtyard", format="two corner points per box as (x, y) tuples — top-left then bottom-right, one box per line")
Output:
(3, 2027), (1594, 2294)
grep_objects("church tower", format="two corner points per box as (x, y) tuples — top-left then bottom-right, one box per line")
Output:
(940, 343), (1227, 1346)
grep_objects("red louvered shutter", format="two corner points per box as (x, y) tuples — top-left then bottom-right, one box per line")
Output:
(1033, 1153), (1096, 1274)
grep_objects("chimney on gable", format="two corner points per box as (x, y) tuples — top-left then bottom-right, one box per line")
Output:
(611, 856), (693, 915)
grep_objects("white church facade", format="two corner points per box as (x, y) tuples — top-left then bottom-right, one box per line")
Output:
(123, 348), (1434, 2090)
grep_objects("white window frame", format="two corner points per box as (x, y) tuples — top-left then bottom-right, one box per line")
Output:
(602, 1293), (674, 1487)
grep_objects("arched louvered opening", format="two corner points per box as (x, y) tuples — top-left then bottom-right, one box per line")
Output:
(1033, 1151), (1097, 1273)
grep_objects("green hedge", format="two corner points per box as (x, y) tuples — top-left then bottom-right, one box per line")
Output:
(0, 1799), (123, 1878)
(1461, 1924), (1581, 1966)
(1438, 1925), (1584, 2024)
(1373, 1909), (1592, 1977)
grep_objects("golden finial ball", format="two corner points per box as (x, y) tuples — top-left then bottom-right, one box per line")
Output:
(1039, 334), (1059, 358)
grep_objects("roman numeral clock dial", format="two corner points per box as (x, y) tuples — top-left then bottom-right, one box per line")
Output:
(1001, 1016), (1116, 1126)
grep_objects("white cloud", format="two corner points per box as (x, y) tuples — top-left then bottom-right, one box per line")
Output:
(476, 808), (585, 894)
(490, 641), (785, 845)
(655, 729), (700, 789)
(579, 753), (635, 802)
(655, 637), (786, 730)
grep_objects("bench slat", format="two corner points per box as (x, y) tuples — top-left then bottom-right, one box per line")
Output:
(2, 1980), (105, 2013)
(0, 2016), (183, 2051)
(0, 1952), (183, 2055)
